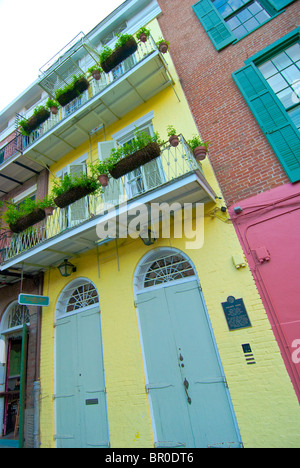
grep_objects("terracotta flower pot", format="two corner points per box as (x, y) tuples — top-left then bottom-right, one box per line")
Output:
(158, 42), (168, 54)
(45, 206), (55, 216)
(169, 135), (179, 147)
(193, 146), (207, 161)
(50, 106), (58, 115)
(98, 174), (109, 187)
(92, 70), (101, 80)
(139, 33), (148, 43)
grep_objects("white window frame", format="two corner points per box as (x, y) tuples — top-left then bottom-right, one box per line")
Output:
(111, 112), (165, 198)
(55, 153), (89, 228)
(13, 184), (37, 204)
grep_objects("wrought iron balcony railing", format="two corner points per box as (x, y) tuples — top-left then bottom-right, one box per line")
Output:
(1, 136), (203, 263)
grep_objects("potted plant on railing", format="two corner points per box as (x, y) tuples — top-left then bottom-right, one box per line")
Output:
(167, 125), (179, 147)
(38, 195), (56, 216)
(46, 98), (59, 115)
(51, 172), (102, 209)
(100, 34), (138, 73)
(3, 197), (47, 234)
(187, 135), (210, 162)
(108, 131), (161, 179)
(156, 37), (170, 54)
(55, 74), (90, 107)
(88, 65), (103, 81)
(136, 27), (150, 43)
(19, 105), (51, 136)
(88, 160), (112, 187)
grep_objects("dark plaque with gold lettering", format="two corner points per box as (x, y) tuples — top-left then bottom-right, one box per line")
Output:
(222, 296), (251, 331)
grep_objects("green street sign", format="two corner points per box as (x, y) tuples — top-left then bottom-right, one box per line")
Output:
(18, 294), (50, 307)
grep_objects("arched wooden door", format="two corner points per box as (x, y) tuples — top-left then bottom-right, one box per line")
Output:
(134, 249), (242, 448)
(55, 279), (109, 448)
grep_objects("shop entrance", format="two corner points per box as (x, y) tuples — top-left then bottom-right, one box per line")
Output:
(0, 302), (29, 447)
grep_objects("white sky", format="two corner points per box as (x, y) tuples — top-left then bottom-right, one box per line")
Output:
(0, 0), (125, 113)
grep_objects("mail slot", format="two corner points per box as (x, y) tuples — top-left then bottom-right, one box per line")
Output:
(85, 398), (99, 405)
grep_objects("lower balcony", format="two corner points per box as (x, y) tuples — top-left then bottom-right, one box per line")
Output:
(0, 136), (216, 276)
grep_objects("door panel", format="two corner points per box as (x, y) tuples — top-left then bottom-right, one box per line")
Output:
(55, 317), (78, 448)
(77, 309), (109, 448)
(165, 281), (240, 448)
(137, 280), (241, 448)
(137, 289), (195, 447)
(55, 308), (109, 448)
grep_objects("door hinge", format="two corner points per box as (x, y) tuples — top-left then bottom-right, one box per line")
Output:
(146, 383), (174, 393)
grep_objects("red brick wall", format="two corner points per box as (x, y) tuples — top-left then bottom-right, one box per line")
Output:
(157, 0), (299, 206)
(0, 170), (47, 445)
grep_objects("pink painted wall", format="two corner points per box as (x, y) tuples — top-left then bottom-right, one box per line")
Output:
(229, 182), (300, 403)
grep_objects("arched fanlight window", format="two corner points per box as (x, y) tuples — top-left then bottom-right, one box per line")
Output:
(56, 278), (99, 318)
(134, 248), (197, 291)
(66, 282), (99, 312)
(144, 254), (195, 288)
(0, 301), (30, 333)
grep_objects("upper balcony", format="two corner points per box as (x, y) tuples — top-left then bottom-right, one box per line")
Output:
(0, 34), (173, 182)
(0, 135), (216, 277)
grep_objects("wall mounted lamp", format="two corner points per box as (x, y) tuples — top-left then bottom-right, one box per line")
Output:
(58, 259), (77, 277)
(139, 228), (157, 246)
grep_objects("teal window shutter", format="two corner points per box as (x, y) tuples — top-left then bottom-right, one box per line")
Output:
(267, 0), (296, 11)
(232, 63), (300, 183)
(193, 0), (235, 51)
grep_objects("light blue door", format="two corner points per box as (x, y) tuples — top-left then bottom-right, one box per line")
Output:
(55, 307), (109, 448)
(137, 280), (241, 448)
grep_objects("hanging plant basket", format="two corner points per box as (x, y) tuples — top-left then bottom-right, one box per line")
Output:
(9, 208), (46, 234)
(193, 146), (207, 161)
(73, 77), (90, 94)
(109, 142), (161, 179)
(56, 88), (79, 107)
(101, 37), (138, 73)
(55, 77), (90, 107)
(21, 108), (50, 135)
(54, 184), (96, 209)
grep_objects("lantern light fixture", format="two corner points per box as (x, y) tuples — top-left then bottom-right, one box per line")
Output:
(57, 259), (77, 277)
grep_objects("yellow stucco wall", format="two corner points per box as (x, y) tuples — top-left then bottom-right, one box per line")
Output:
(39, 18), (300, 448)
(40, 218), (300, 448)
